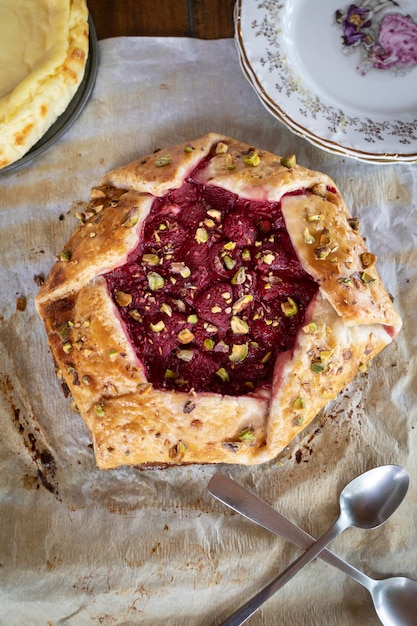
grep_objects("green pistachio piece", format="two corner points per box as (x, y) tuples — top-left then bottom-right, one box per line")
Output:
(147, 271), (164, 291)
(302, 227), (315, 244)
(122, 209), (139, 228)
(59, 249), (71, 262)
(195, 227), (209, 243)
(142, 253), (160, 266)
(280, 154), (296, 168)
(155, 154), (171, 167)
(203, 338), (215, 350)
(281, 297), (298, 317)
(232, 294), (253, 315)
(150, 320), (166, 333)
(229, 344), (248, 363)
(223, 255), (236, 270)
(238, 427), (256, 443)
(293, 397), (306, 410)
(177, 349), (194, 362)
(215, 367), (229, 382)
(94, 405), (106, 417)
(231, 316), (249, 334)
(244, 151), (260, 166)
(231, 267), (246, 285)
(116, 291), (132, 306)
(178, 328), (195, 344)
(361, 271), (376, 284)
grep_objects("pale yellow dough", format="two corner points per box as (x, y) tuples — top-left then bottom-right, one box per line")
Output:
(0, 0), (89, 169)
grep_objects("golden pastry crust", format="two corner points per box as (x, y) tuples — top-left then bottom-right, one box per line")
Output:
(36, 133), (402, 469)
(0, 0), (89, 170)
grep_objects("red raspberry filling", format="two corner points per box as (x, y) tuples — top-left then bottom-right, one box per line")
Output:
(104, 176), (318, 395)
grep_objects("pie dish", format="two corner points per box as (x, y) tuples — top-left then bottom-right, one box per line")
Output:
(0, 0), (89, 170)
(35, 133), (402, 469)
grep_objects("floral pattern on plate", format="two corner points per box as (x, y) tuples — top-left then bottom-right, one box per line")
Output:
(336, 1), (417, 75)
(236, 0), (417, 161)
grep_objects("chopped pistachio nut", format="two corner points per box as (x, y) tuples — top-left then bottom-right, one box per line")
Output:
(231, 316), (249, 334)
(160, 302), (173, 316)
(310, 182), (327, 197)
(94, 405), (105, 417)
(187, 314), (198, 323)
(359, 362), (367, 372)
(108, 349), (118, 361)
(116, 291), (132, 306)
(223, 255), (236, 270)
(307, 213), (323, 222)
(155, 154), (171, 167)
(338, 276), (352, 285)
(82, 375), (91, 385)
(320, 350), (333, 363)
(360, 252), (377, 268)
(225, 153), (235, 169)
(177, 349), (194, 362)
(169, 440), (187, 461)
(203, 338), (215, 350)
(242, 248), (251, 261)
(164, 369), (177, 378)
(244, 151), (260, 166)
(223, 241), (236, 251)
(238, 427), (256, 443)
(122, 209), (139, 228)
(178, 328), (195, 344)
(280, 154), (296, 168)
(293, 397), (306, 410)
(207, 209), (222, 221)
(314, 246), (331, 260)
(195, 227), (209, 243)
(59, 249), (71, 262)
(262, 253), (275, 265)
(281, 297), (298, 317)
(302, 321), (318, 334)
(361, 271), (376, 284)
(62, 342), (72, 354)
(150, 320), (166, 333)
(229, 343), (248, 363)
(302, 227), (315, 244)
(232, 294), (253, 315)
(311, 360), (326, 373)
(215, 141), (229, 154)
(231, 267), (246, 285)
(215, 367), (229, 382)
(261, 351), (272, 364)
(129, 309), (143, 321)
(183, 143), (194, 153)
(147, 271), (164, 290)
(142, 253), (160, 266)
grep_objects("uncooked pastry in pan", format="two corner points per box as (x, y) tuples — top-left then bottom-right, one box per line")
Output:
(36, 133), (402, 469)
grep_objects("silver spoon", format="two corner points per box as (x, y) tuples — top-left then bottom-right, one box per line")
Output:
(209, 471), (417, 626)
(212, 465), (410, 626)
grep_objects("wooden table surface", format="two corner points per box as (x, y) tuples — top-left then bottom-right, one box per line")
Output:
(87, 0), (235, 40)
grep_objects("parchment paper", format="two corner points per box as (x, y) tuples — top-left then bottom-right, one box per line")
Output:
(0, 37), (416, 626)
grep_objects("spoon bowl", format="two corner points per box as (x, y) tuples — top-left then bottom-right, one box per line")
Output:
(216, 465), (410, 626)
(209, 471), (416, 626)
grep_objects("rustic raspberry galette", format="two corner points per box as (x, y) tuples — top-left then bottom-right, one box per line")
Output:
(36, 134), (402, 469)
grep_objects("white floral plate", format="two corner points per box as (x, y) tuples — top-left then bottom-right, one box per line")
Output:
(235, 0), (417, 163)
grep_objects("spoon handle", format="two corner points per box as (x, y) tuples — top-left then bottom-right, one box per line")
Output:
(209, 473), (372, 591)
(220, 517), (345, 626)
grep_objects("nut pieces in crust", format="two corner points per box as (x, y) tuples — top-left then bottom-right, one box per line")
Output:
(35, 133), (402, 469)
(0, 0), (89, 170)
